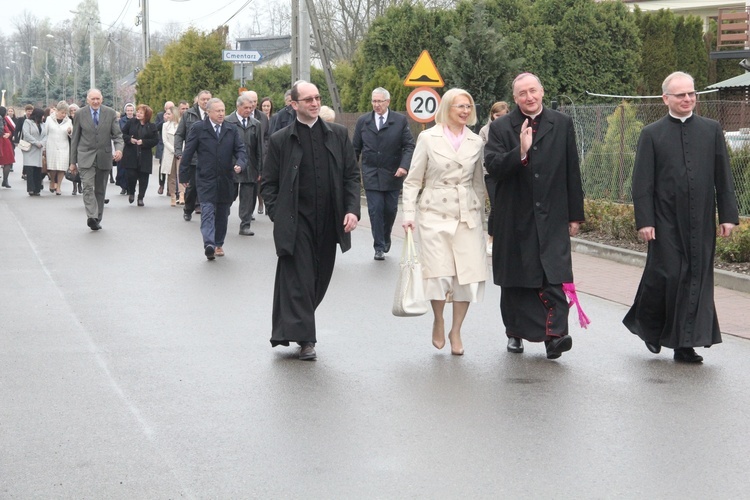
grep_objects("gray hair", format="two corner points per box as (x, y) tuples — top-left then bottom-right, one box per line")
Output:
(236, 94), (254, 107)
(55, 101), (69, 113)
(662, 71), (694, 94)
(319, 105), (336, 122)
(511, 73), (543, 94)
(206, 98), (224, 112)
(372, 87), (390, 100)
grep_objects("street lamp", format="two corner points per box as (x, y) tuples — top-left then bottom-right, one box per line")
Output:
(44, 34), (54, 106)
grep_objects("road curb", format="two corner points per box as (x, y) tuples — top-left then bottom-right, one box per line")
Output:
(571, 237), (750, 294)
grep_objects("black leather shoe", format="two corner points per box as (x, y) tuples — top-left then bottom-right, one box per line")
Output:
(183, 212), (192, 221)
(385, 241), (391, 253)
(239, 227), (255, 236)
(104, 198), (110, 204)
(374, 250), (385, 261)
(674, 347), (703, 363)
(128, 194), (134, 204)
(87, 217), (101, 231)
(645, 341), (661, 354)
(545, 335), (572, 359)
(137, 198), (144, 207)
(299, 342), (317, 360)
(120, 188), (127, 195)
(205, 245), (215, 260)
(507, 337), (524, 353)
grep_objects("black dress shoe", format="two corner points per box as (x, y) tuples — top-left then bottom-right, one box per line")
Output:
(385, 241), (391, 253)
(674, 347), (703, 363)
(545, 335), (572, 359)
(239, 227), (255, 236)
(183, 212), (192, 221)
(104, 198), (110, 204)
(87, 217), (101, 231)
(374, 250), (385, 261)
(137, 198), (144, 207)
(507, 337), (524, 353)
(128, 194), (135, 204)
(645, 341), (661, 354)
(205, 245), (215, 260)
(299, 342), (317, 360)
(120, 188), (127, 195)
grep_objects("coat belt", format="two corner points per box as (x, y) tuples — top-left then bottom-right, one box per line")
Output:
(425, 183), (476, 229)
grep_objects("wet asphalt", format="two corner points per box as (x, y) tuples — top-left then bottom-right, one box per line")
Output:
(1, 169), (750, 498)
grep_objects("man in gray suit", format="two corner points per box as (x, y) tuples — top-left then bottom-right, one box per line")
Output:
(70, 89), (124, 230)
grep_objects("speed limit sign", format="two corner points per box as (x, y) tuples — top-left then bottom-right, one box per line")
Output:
(406, 87), (441, 124)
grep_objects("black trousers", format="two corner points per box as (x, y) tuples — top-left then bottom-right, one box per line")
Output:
(25, 166), (43, 194)
(233, 182), (257, 229)
(126, 169), (150, 199)
(485, 174), (497, 237)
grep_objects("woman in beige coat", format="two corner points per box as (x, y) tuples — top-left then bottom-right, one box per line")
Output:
(402, 88), (488, 355)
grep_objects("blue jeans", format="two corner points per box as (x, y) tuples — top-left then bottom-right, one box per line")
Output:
(365, 189), (400, 251)
(200, 202), (230, 248)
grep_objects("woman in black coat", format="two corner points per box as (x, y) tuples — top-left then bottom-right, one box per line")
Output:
(121, 104), (159, 206)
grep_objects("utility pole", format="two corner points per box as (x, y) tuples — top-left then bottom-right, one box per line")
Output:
(304, 0), (341, 114)
(141, 0), (150, 68)
(89, 22), (95, 89)
(291, 0), (299, 84)
(299, 0), (310, 82)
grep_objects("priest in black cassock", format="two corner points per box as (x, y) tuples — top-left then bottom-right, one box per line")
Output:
(485, 73), (585, 360)
(623, 71), (739, 364)
(261, 81), (361, 361)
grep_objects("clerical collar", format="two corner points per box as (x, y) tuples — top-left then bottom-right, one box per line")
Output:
(297, 117), (319, 128)
(669, 111), (693, 123)
(523, 106), (543, 122)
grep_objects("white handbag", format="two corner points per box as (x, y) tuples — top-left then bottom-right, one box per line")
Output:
(392, 227), (429, 317)
(18, 139), (32, 152)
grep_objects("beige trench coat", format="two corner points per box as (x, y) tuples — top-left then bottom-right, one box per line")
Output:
(402, 125), (488, 285)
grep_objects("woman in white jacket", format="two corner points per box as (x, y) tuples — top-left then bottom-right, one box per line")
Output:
(44, 101), (72, 195)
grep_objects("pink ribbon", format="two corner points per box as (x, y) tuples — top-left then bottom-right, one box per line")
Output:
(562, 282), (591, 329)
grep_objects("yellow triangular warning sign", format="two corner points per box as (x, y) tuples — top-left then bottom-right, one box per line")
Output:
(403, 50), (444, 88)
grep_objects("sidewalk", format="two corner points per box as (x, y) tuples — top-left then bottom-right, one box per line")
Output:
(359, 203), (750, 341)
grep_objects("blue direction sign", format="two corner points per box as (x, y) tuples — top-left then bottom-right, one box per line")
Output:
(222, 50), (262, 62)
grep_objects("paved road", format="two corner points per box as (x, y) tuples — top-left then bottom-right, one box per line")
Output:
(2, 171), (749, 498)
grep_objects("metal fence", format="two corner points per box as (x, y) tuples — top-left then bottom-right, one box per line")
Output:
(338, 100), (750, 216)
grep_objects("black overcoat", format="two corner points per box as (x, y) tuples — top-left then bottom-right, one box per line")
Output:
(352, 110), (415, 192)
(179, 119), (247, 204)
(225, 112), (263, 183)
(623, 114), (739, 348)
(484, 106), (585, 288)
(120, 118), (159, 173)
(261, 119), (361, 256)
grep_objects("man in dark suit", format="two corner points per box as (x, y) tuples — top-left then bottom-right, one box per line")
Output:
(353, 87), (415, 260)
(179, 98), (247, 260)
(261, 81), (361, 361)
(175, 90), (211, 221)
(484, 72), (585, 360)
(69, 89), (124, 230)
(240, 90), (269, 216)
(225, 93), (263, 235)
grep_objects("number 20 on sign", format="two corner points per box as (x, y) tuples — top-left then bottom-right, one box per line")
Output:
(406, 87), (441, 124)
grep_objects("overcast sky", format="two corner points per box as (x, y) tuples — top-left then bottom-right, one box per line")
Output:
(3, 0), (260, 38)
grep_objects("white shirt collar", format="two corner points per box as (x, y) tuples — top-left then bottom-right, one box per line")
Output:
(210, 119), (221, 129)
(669, 111), (693, 123)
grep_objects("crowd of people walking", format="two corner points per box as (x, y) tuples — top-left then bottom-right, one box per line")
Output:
(1, 69), (739, 366)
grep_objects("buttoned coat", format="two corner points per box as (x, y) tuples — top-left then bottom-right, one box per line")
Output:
(22, 119), (47, 167)
(70, 105), (123, 170)
(484, 106), (584, 288)
(261, 120), (361, 256)
(401, 125), (488, 285)
(159, 121), (178, 176)
(225, 111), (263, 183)
(120, 118), (159, 174)
(353, 110), (415, 192)
(44, 116), (72, 172)
(179, 119), (247, 204)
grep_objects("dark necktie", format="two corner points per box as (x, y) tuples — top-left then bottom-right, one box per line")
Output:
(379, 115), (384, 130)
(215, 124), (220, 138)
(242, 118), (247, 128)
(93, 110), (99, 126)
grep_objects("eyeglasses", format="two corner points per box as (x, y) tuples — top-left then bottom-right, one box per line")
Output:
(295, 95), (321, 104)
(666, 92), (697, 99)
(371, 100), (388, 104)
(451, 104), (474, 111)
